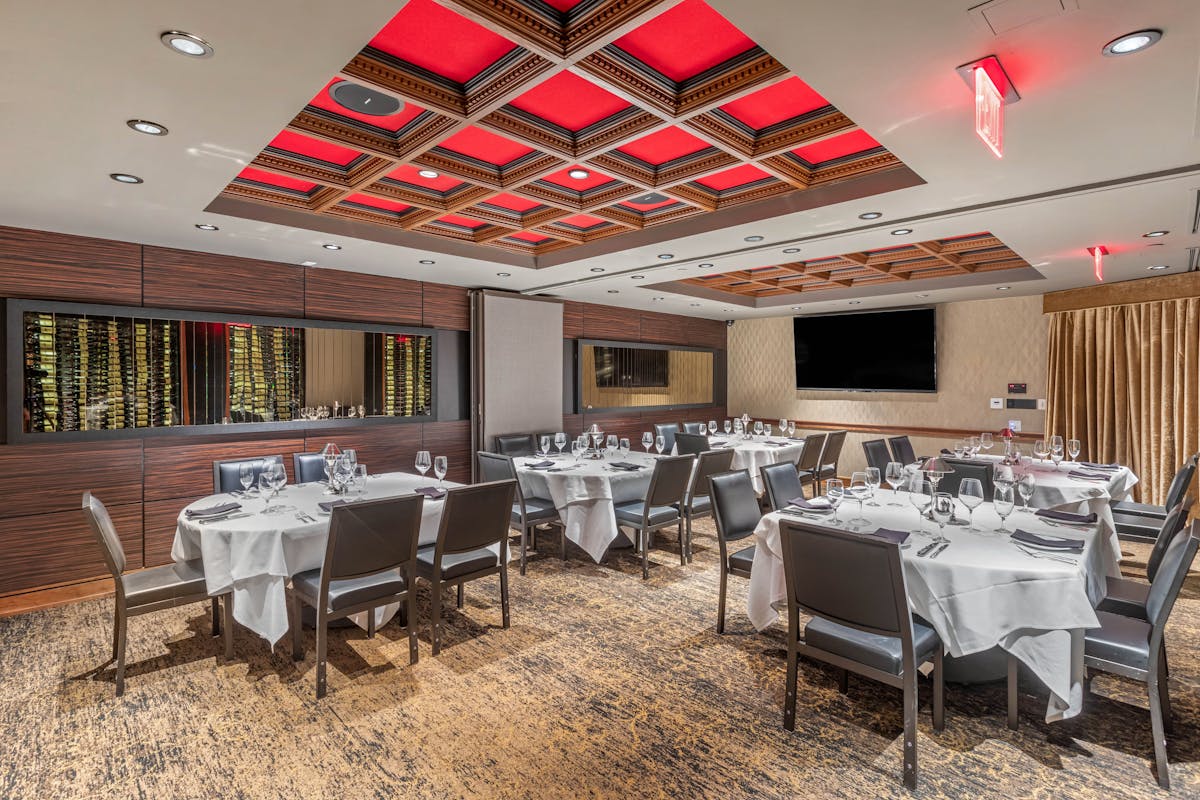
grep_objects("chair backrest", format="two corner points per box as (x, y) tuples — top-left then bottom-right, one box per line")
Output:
(888, 436), (917, 465)
(324, 495), (424, 583)
(681, 422), (707, 435)
(213, 455), (284, 494)
(762, 462), (805, 511)
(477, 450), (517, 483)
(81, 492), (126, 578)
(653, 422), (680, 454)
(862, 439), (892, 474)
(690, 449), (736, 503)
(494, 434), (535, 458)
(938, 459), (994, 499)
(1147, 497), (1193, 581)
(796, 432), (827, 472)
(779, 520), (912, 643)
(820, 430), (848, 468)
(1145, 522), (1200, 637)
(674, 431), (709, 456)
(1164, 455), (1198, 510)
(292, 452), (327, 484)
(434, 480), (517, 556)
(646, 454), (695, 507)
(709, 470), (762, 542)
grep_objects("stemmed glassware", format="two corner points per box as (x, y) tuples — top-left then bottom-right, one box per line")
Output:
(865, 467), (881, 506)
(415, 450), (432, 477)
(909, 477), (932, 535)
(605, 435), (618, 458)
(334, 454), (355, 492)
(238, 462), (255, 495)
(980, 432), (994, 455)
(555, 432), (567, 456)
(764, 423), (773, 438)
(618, 438), (630, 458)
(787, 422), (796, 437)
(1017, 471), (1037, 512)
(966, 436), (981, 457)
(930, 492), (953, 543)
(848, 472), (871, 526)
(654, 435), (666, 455)
(1067, 438), (1081, 463)
(708, 420), (718, 436)
(993, 485), (1015, 531)
(642, 432), (654, 453)
(1033, 439), (1050, 464)
(343, 449), (358, 478)
(539, 435), (552, 456)
(953, 440), (966, 459)
(885, 462), (906, 506)
(994, 465), (1016, 493)
(433, 456), (448, 489)
(576, 435), (589, 459)
(321, 442), (341, 490)
(723, 419), (732, 435)
(733, 420), (743, 437)
(958, 478), (984, 531)
(779, 418), (788, 435)
(1050, 436), (1065, 470)
(825, 479), (844, 526)
(753, 420), (764, 437)
(260, 459), (287, 514)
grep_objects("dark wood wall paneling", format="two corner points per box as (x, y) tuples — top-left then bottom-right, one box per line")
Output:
(0, 225), (142, 305)
(143, 246), (305, 317)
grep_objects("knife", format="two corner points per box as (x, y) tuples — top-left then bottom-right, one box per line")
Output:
(929, 542), (950, 559)
(198, 512), (253, 525)
(916, 541), (939, 557)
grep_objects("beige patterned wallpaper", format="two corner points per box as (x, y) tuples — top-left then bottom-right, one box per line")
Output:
(727, 295), (1049, 473)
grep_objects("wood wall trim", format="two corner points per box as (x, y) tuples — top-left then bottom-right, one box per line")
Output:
(305, 268), (422, 325)
(0, 576), (115, 618)
(0, 225), (142, 305)
(1043, 271), (1200, 314)
(421, 283), (470, 330)
(747, 417), (1045, 443)
(143, 246), (306, 316)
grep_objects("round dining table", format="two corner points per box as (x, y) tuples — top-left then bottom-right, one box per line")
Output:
(715, 435), (806, 492)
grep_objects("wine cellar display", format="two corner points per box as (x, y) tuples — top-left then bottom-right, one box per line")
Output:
(16, 303), (435, 436)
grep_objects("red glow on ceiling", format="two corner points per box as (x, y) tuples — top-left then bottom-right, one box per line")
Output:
(792, 129), (881, 164)
(268, 130), (361, 167)
(618, 126), (710, 165)
(437, 214), (486, 229)
(508, 231), (552, 243)
(1088, 245), (1108, 282)
(557, 214), (607, 229)
(344, 193), (412, 213)
(719, 77), (829, 129)
(483, 193), (542, 212)
(383, 164), (467, 191)
(236, 167), (317, 192)
(509, 72), (631, 131)
(541, 167), (616, 191)
(619, 196), (678, 212)
(541, 0), (585, 9)
(613, 0), (755, 82)
(308, 79), (426, 133)
(974, 66), (1004, 159)
(438, 126), (535, 166)
(696, 163), (772, 191)
(368, 0), (517, 83)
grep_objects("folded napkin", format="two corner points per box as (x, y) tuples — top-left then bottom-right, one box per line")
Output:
(414, 486), (447, 499)
(763, 441), (789, 447)
(318, 499), (353, 513)
(940, 448), (954, 455)
(709, 439), (729, 447)
(1012, 529), (1084, 553)
(868, 528), (910, 545)
(1080, 461), (1119, 471)
(788, 496), (832, 510)
(1035, 508), (1097, 524)
(522, 460), (555, 469)
(1068, 470), (1110, 481)
(607, 462), (644, 471)
(185, 501), (241, 519)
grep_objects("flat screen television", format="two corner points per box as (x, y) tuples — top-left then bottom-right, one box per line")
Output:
(793, 308), (936, 392)
(594, 346), (669, 388)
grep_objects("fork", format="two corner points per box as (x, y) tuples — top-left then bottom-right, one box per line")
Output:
(1013, 543), (1077, 565)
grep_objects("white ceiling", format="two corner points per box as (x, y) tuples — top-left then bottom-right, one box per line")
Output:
(0, 0), (1196, 319)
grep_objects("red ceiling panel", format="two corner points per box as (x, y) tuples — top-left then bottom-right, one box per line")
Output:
(542, 0), (585, 10)
(719, 76), (829, 129)
(509, 72), (631, 131)
(438, 126), (536, 166)
(368, 0), (517, 83)
(556, 214), (607, 229)
(617, 196), (680, 212)
(484, 193), (543, 212)
(343, 193), (412, 213)
(308, 79), (427, 133)
(541, 166), (617, 191)
(383, 164), (468, 191)
(268, 130), (362, 166)
(436, 214), (486, 229)
(236, 167), (318, 193)
(508, 231), (552, 243)
(792, 129), (882, 164)
(695, 163), (772, 191)
(612, 0), (755, 82)
(617, 126), (710, 165)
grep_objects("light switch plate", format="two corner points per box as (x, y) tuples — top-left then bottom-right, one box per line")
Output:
(1008, 419), (1022, 432)
(1036, 398), (1046, 410)
(989, 397), (1003, 409)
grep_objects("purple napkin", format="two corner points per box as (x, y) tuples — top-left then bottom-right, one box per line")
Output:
(763, 441), (788, 447)
(1012, 529), (1084, 552)
(709, 439), (729, 447)
(788, 496), (832, 511)
(185, 501), (241, 519)
(1068, 470), (1109, 481)
(318, 499), (353, 513)
(522, 460), (555, 469)
(1080, 462), (1119, 471)
(414, 487), (447, 500)
(1035, 508), (1097, 524)
(608, 462), (644, 471)
(868, 528), (910, 545)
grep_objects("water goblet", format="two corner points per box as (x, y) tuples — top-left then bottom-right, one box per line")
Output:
(708, 420), (718, 436)
(724, 419), (732, 435)
(994, 485), (1015, 531)
(619, 438), (630, 458)
(966, 435), (980, 457)
(764, 423), (773, 438)
(826, 479), (844, 526)
(1067, 438), (1081, 463)
(1018, 471), (1036, 512)
(958, 478), (984, 531)
(865, 467), (881, 506)
(753, 420), (764, 436)
(885, 462), (906, 507)
(930, 492), (953, 543)
(238, 462), (255, 495)
(787, 422), (796, 437)
(258, 472), (274, 513)
(415, 450), (431, 477)
(1033, 439), (1050, 464)
(642, 432), (654, 453)
(433, 456), (448, 489)
(538, 435), (551, 456)
(555, 432), (567, 456)
(980, 432), (994, 454)
(953, 440), (966, 459)
(605, 435), (618, 458)
(355, 464), (368, 492)
(909, 477), (932, 535)
(848, 472), (871, 526)
(655, 435), (666, 455)
(779, 418), (788, 435)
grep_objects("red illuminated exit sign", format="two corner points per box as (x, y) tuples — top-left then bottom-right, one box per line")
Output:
(956, 55), (1020, 159)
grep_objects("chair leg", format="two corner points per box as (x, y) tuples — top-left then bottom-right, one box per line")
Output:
(456, 583), (464, 610)
(1148, 674), (1171, 789)
(500, 562), (510, 629)
(289, 592), (304, 662)
(406, 588), (419, 666)
(113, 604), (128, 697)
(932, 648), (945, 732)
(519, 524), (528, 576)
(641, 529), (649, 580)
(561, 523), (568, 561)
(678, 519), (686, 566)
(315, 612), (328, 699)
(1159, 641), (1173, 736)
(903, 672), (919, 791)
(211, 597), (221, 637)
(716, 566), (728, 634)
(1007, 654), (1018, 731)
(783, 612), (799, 731)
(367, 608), (377, 639)
(838, 668), (848, 694)
(222, 595), (233, 660)
(685, 514), (694, 564)
(431, 581), (443, 656)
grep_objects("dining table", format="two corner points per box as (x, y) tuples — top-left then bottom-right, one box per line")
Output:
(173, 472), (461, 646)
(717, 434), (806, 492)
(747, 491), (1114, 722)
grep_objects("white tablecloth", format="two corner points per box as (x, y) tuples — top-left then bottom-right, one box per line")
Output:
(517, 452), (655, 562)
(173, 473), (458, 646)
(747, 495), (1114, 722)
(714, 436), (805, 492)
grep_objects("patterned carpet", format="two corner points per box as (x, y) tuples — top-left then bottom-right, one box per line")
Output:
(1, 522), (1197, 799)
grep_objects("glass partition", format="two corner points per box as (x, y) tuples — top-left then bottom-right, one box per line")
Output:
(579, 341), (714, 411)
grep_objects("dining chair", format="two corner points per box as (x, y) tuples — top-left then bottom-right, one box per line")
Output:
(288, 494), (423, 698)
(477, 451), (563, 574)
(493, 434), (536, 458)
(1113, 455), (1197, 541)
(1083, 522), (1200, 789)
(674, 431), (709, 456)
(417, 480), (517, 655)
(1098, 498), (1192, 621)
(939, 459), (993, 499)
(862, 439), (892, 474)
(795, 432), (828, 499)
(887, 436), (918, 466)
(82, 492), (232, 696)
(653, 422), (681, 454)
(212, 455), (284, 494)
(682, 421), (707, 435)
(816, 430), (847, 485)
(762, 462), (805, 512)
(292, 452), (328, 484)
(676, 448), (736, 562)
(778, 519), (944, 791)
(613, 454), (694, 578)
(709, 470), (761, 633)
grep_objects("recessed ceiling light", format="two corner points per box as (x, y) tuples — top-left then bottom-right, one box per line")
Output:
(590, 267), (605, 273)
(891, 228), (913, 236)
(496, 272), (511, 277)
(1102, 29), (1163, 57)
(194, 223), (218, 231)
(160, 31), (214, 58)
(698, 263), (714, 269)
(109, 173), (143, 184)
(300, 260), (317, 267)
(848, 300), (862, 305)
(631, 275), (645, 280)
(996, 285), (1011, 291)
(418, 169), (440, 179)
(322, 243), (342, 250)
(783, 248), (801, 254)
(690, 303), (700, 307)
(568, 168), (590, 180)
(330, 81), (402, 116)
(607, 289), (619, 294)
(791, 306), (802, 311)
(419, 259), (435, 265)
(859, 211), (883, 220)
(744, 235), (764, 242)
(652, 296), (665, 301)
(127, 119), (168, 136)
(657, 253), (674, 260)
(1148, 264), (1169, 271)
(1143, 230), (1169, 238)
(915, 293), (929, 298)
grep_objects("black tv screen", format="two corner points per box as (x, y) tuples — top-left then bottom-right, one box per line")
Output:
(793, 308), (936, 392)
(595, 346), (669, 388)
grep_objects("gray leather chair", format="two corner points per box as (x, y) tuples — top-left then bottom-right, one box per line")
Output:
(1098, 498), (1192, 621)
(778, 519), (944, 790)
(1113, 456), (1196, 541)
(762, 462), (805, 512)
(674, 431), (709, 456)
(213, 455), (284, 494)
(939, 459), (994, 499)
(676, 448), (736, 562)
(653, 422), (680, 454)
(1083, 522), (1200, 789)
(494, 434), (536, 458)
(83, 492), (232, 696)
(709, 470), (761, 633)
(816, 430), (847, 484)
(681, 422), (707, 435)
(292, 452), (328, 484)
(417, 480), (517, 655)
(288, 494), (423, 698)
(862, 439), (892, 474)
(613, 454), (693, 579)
(888, 436), (918, 465)
(794, 432), (827, 499)
(477, 451), (563, 574)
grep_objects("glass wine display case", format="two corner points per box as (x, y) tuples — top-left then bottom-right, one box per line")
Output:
(7, 300), (437, 439)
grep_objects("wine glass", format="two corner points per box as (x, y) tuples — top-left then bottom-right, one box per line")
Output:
(994, 465), (1015, 492)
(764, 423), (773, 438)
(966, 436), (980, 457)
(554, 432), (567, 456)
(994, 485), (1015, 531)
(433, 456), (448, 489)
(258, 471), (274, 513)
(787, 422), (796, 437)
(415, 450), (431, 477)
(953, 440), (966, 459)
(605, 435), (618, 458)
(355, 464), (368, 491)
(958, 478), (984, 531)
(1050, 439), (1064, 470)
(723, 419), (732, 435)
(619, 438), (630, 458)
(570, 437), (582, 461)
(733, 420), (743, 438)
(865, 467), (881, 506)
(238, 462), (255, 495)
(539, 435), (552, 456)
(980, 433), (994, 454)
(263, 460), (287, 514)
(591, 430), (605, 453)
(344, 449), (358, 476)
(779, 418), (788, 435)
(334, 454), (354, 492)
(1018, 471), (1036, 512)
(576, 435), (590, 459)
(848, 472), (870, 526)
(826, 479), (844, 526)
(642, 432), (654, 453)
(708, 420), (718, 435)
(885, 462), (906, 506)
(753, 420), (764, 437)
(1067, 438), (1081, 463)
(1033, 439), (1050, 464)
(909, 477), (932, 535)
(930, 492), (953, 543)
(655, 435), (666, 455)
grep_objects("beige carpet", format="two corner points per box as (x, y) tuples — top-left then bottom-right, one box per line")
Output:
(1, 523), (1197, 799)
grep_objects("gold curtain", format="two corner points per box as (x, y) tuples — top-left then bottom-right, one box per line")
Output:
(1046, 298), (1200, 504)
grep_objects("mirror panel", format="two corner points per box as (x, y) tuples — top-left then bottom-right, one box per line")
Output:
(580, 343), (713, 411)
